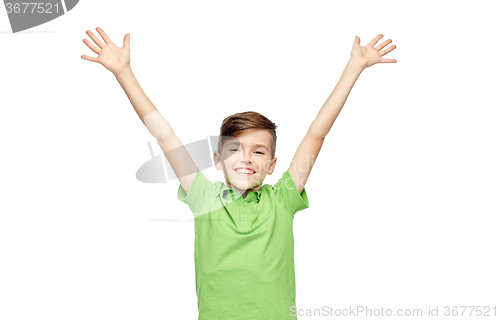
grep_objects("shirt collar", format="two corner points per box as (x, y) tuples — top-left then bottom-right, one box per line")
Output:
(222, 185), (262, 202)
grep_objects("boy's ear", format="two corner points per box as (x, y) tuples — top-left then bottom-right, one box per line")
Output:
(267, 157), (277, 175)
(213, 151), (222, 170)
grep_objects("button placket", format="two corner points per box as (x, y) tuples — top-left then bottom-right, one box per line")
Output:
(240, 201), (248, 229)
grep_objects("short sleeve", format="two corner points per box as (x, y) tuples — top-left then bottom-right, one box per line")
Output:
(271, 169), (309, 214)
(177, 167), (219, 217)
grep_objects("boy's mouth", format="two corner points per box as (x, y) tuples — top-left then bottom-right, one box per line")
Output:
(234, 168), (256, 176)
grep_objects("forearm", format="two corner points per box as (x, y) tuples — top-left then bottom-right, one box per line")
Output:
(115, 65), (159, 125)
(115, 66), (175, 141)
(309, 58), (364, 138)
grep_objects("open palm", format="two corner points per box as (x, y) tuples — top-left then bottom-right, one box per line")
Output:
(350, 34), (397, 69)
(81, 27), (131, 77)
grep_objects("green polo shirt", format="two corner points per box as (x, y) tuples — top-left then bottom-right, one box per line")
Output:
(178, 167), (309, 320)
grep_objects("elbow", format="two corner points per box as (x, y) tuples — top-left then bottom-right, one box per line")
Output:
(143, 111), (174, 141)
(307, 128), (326, 140)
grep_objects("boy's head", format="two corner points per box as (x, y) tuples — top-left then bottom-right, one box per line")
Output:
(214, 111), (278, 192)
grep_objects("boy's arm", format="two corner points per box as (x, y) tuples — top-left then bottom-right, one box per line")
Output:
(288, 59), (362, 194)
(82, 28), (198, 193)
(288, 34), (397, 193)
(116, 67), (198, 195)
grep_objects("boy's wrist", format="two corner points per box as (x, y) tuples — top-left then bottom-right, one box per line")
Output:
(346, 58), (365, 74)
(115, 65), (133, 81)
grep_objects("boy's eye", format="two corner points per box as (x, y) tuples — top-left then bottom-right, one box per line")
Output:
(230, 149), (264, 155)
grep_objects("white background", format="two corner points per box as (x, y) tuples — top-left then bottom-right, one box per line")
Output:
(1, 0), (499, 319)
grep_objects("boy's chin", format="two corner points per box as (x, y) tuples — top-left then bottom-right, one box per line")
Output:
(229, 181), (252, 189)
(227, 178), (257, 190)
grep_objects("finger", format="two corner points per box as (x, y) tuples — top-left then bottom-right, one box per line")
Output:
(379, 45), (396, 57)
(83, 38), (100, 54)
(81, 55), (98, 62)
(95, 27), (114, 45)
(374, 39), (392, 52)
(380, 58), (397, 63)
(368, 34), (383, 47)
(85, 29), (105, 49)
(354, 35), (360, 45)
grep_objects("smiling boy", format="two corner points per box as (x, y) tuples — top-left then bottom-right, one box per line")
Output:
(176, 118), (310, 319)
(82, 28), (396, 319)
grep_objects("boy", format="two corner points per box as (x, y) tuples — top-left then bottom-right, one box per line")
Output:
(81, 28), (397, 319)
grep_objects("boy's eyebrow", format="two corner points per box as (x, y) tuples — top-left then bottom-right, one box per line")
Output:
(227, 142), (269, 151)
(254, 144), (269, 151)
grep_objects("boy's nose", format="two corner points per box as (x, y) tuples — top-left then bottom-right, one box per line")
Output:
(240, 158), (252, 164)
(239, 154), (253, 164)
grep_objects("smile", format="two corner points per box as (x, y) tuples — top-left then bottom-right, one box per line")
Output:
(234, 169), (256, 176)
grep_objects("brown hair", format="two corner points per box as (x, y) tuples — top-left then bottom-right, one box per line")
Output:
(218, 111), (277, 159)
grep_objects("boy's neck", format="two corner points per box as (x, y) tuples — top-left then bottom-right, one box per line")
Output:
(227, 182), (262, 199)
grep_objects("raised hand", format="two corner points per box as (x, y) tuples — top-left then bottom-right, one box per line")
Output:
(350, 34), (397, 69)
(81, 27), (131, 77)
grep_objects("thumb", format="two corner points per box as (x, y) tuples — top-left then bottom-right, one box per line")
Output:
(123, 33), (130, 48)
(354, 36), (360, 44)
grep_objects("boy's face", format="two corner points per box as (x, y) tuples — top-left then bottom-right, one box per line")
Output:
(214, 129), (277, 193)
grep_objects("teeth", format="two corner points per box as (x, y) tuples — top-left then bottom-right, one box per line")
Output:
(236, 169), (254, 174)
